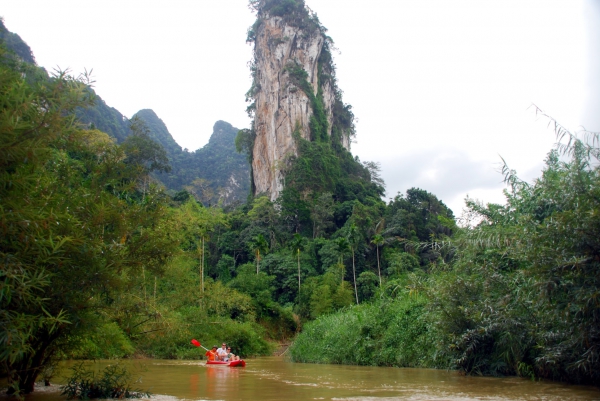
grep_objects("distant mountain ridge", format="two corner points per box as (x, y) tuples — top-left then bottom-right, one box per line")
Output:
(0, 20), (250, 205)
(133, 109), (182, 154)
(0, 18), (35, 64)
(132, 110), (250, 205)
(77, 91), (250, 205)
(79, 97), (251, 205)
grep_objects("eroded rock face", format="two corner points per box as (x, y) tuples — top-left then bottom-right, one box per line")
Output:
(219, 173), (243, 206)
(250, 12), (349, 201)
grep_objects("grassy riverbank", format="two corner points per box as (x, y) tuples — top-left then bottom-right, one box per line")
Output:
(289, 292), (447, 368)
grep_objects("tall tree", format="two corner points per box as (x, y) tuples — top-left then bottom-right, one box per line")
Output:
(371, 234), (384, 287)
(309, 192), (335, 238)
(248, 234), (269, 274)
(346, 223), (361, 305)
(0, 48), (176, 394)
(290, 233), (305, 295)
(334, 237), (350, 284)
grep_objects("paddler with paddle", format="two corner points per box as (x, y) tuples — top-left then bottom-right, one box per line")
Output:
(190, 339), (219, 361)
(191, 339), (246, 366)
(205, 345), (218, 361)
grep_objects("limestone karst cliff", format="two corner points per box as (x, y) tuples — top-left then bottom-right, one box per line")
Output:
(245, 0), (355, 201)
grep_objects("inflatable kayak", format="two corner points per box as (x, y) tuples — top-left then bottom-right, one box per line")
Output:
(206, 360), (246, 367)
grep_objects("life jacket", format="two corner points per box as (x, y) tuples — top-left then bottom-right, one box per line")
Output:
(205, 350), (217, 361)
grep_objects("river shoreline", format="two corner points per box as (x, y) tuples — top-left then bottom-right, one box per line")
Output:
(2, 357), (599, 401)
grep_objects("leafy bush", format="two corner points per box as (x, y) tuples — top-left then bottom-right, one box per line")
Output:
(204, 280), (256, 322)
(356, 271), (378, 302)
(60, 363), (150, 399)
(65, 323), (135, 360)
(217, 320), (275, 357)
(133, 304), (272, 359)
(290, 294), (443, 367)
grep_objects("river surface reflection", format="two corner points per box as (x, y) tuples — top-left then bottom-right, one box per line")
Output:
(5, 357), (599, 401)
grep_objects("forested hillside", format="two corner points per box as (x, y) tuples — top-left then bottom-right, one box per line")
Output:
(0, 18), (250, 205)
(76, 95), (251, 205)
(76, 91), (130, 143)
(77, 101), (251, 205)
(0, 18), (34, 63)
(146, 118), (251, 206)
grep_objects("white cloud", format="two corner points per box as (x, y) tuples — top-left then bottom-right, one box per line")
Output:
(379, 147), (512, 214)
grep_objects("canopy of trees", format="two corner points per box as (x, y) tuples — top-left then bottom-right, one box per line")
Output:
(291, 116), (600, 386)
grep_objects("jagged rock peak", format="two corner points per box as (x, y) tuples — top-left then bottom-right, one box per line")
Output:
(133, 109), (182, 154)
(246, 0), (355, 201)
(210, 121), (236, 142)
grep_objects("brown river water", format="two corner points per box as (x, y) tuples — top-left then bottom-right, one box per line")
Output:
(3, 357), (599, 401)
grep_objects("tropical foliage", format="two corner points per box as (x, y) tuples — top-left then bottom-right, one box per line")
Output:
(60, 363), (151, 400)
(0, 44), (179, 394)
(2, 1), (598, 393)
(290, 293), (441, 368)
(292, 114), (600, 386)
(427, 117), (600, 384)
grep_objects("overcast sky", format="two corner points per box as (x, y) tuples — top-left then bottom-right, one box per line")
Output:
(2, 0), (598, 217)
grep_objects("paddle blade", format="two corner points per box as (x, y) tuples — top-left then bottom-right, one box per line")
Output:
(191, 339), (201, 347)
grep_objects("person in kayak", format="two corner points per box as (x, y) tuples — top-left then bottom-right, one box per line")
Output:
(217, 343), (228, 361)
(205, 346), (218, 361)
(226, 347), (240, 362)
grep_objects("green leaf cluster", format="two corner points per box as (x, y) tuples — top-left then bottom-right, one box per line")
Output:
(426, 117), (600, 384)
(60, 363), (150, 399)
(289, 293), (440, 368)
(247, 0), (325, 39)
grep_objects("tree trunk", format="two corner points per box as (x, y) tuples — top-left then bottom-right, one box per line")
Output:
(352, 248), (359, 305)
(142, 266), (147, 304)
(10, 328), (61, 394)
(297, 249), (301, 294)
(377, 245), (381, 287)
(201, 237), (205, 293)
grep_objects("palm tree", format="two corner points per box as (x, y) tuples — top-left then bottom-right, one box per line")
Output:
(369, 219), (399, 288)
(248, 234), (269, 274)
(335, 237), (350, 284)
(290, 233), (304, 295)
(346, 223), (361, 305)
(371, 234), (384, 287)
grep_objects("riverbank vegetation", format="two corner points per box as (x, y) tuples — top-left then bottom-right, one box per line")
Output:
(290, 292), (443, 368)
(60, 363), (150, 400)
(290, 112), (600, 386)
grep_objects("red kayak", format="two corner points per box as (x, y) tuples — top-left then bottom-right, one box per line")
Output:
(206, 360), (246, 367)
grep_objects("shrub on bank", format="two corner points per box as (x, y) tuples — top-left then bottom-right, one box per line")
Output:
(61, 363), (150, 399)
(63, 323), (135, 360)
(133, 306), (273, 359)
(289, 294), (445, 368)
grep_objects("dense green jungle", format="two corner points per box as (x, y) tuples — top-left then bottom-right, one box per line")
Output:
(1, 0), (600, 396)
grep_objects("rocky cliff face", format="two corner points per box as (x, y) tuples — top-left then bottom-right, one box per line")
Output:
(248, 1), (353, 201)
(196, 121), (251, 205)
